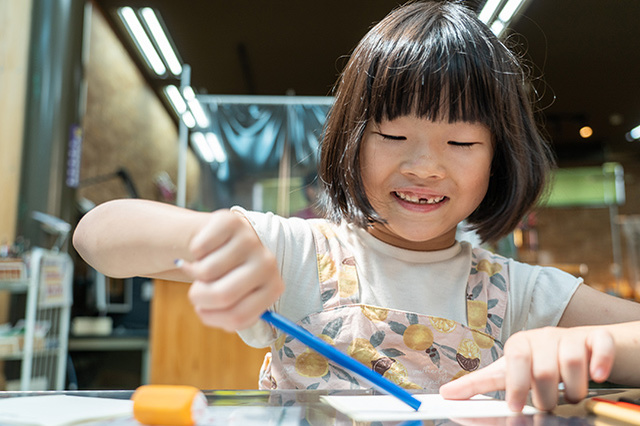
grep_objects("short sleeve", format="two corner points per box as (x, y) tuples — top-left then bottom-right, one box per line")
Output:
(503, 262), (582, 342)
(231, 207), (323, 348)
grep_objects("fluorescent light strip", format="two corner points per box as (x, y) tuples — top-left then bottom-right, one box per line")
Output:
(182, 111), (196, 128)
(188, 99), (210, 128)
(498, 0), (527, 23)
(206, 132), (227, 163)
(181, 86), (209, 128)
(164, 85), (187, 114)
(182, 86), (196, 101)
(190, 132), (215, 162)
(490, 20), (506, 37)
(478, 0), (502, 24)
(119, 7), (166, 75)
(629, 125), (640, 141)
(140, 8), (183, 76)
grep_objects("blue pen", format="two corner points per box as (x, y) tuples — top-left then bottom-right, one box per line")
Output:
(260, 310), (422, 411)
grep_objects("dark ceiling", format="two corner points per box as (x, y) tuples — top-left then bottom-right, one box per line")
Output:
(92, 0), (640, 166)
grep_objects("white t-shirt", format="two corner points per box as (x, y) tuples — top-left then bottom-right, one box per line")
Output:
(234, 208), (582, 348)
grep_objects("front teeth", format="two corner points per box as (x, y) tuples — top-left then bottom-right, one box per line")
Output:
(395, 191), (445, 205)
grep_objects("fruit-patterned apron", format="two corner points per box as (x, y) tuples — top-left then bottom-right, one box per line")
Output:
(259, 221), (509, 392)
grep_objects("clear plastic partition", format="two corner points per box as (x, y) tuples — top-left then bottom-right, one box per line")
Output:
(619, 215), (640, 297)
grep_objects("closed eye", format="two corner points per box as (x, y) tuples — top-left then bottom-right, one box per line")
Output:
(377, 132), (406, 141)
(448, 141), (476, 148)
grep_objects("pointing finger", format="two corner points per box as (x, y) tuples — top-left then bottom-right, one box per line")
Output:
(440, 357), (506, 400)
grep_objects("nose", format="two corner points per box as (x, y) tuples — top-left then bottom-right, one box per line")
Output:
(399, 148), (446, 179)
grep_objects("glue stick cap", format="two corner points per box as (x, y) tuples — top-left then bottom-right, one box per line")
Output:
(131, 384), (207, 426)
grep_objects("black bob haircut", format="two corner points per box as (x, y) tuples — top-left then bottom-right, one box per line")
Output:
(318, 0), (554, 244)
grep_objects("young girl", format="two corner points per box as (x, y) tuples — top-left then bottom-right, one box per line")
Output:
(73, 0), (640, 412)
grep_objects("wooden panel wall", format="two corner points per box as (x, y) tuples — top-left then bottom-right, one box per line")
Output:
(0, 0), (33, 390)
(150, 280), (269, 389)
(0, 0), (31, 249)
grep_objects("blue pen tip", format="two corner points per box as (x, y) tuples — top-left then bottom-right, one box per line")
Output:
(410, 399), (421, 411)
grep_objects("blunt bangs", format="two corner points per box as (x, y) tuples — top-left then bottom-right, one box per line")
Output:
(363, 2), (510, 128)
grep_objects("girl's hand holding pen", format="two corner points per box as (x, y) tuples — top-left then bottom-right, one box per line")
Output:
(440, 326), (616, 412)
(176, 209), (285, 332)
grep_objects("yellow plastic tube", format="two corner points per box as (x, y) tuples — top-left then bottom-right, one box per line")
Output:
(131, 384), (207, 426)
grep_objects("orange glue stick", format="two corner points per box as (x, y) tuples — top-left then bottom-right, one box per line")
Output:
(131, 384), (207, 426)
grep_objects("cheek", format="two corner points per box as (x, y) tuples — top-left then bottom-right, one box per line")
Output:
(360, 168), (381, 204)
(359, 147), (379, 193)
(463, 159), (492, 203)
(474, 178), (491, 206)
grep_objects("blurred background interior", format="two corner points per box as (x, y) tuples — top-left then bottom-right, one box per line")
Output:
(1, 0), (639, 392)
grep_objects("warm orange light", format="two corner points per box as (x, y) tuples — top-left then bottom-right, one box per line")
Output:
(579, 126), (593, 138)
(513, 229), (523, 248)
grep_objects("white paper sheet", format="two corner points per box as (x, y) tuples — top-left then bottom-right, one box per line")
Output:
(101, 406), (304, 426)
(0, 395), (133, 426)
(321, 394), (538, 421)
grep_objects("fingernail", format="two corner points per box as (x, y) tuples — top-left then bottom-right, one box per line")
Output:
(593, 367), (606, 381)
(174, 259), (184, 267)
(508, 400), (524, 412)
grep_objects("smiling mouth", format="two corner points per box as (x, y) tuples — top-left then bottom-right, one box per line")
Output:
(394, 191), (447, 205)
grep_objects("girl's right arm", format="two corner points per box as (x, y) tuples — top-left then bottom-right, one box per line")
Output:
(73, 199), (211, 281)
(73, 199), (285, 331)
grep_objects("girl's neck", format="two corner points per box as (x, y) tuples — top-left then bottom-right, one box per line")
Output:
(366, 224), (458, 251)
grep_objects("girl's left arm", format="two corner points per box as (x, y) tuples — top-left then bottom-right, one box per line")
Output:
(555, 283), (640, 385)
(440, 284), (640, 412)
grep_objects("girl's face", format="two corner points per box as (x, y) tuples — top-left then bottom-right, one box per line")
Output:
(360, 115), (494, 251)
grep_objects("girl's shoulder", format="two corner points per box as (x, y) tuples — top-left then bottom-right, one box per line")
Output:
(230, 207), (335, 249)
(470, 245), (510, 263)
(468, 244), (582, 287)
(232, 206), (330, 229)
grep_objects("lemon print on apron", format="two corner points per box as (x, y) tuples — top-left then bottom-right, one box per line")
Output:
(430, 317), (457, 333)
(348, 338), (378, 365)
(456, 338), (481, 372)
(375, 358), (422, 390)
(347, 338), (421, 390)
(471, 329), (494, 349)
(295, 334), (334, 377)
(317, 253), (336, 283)
(403, 324), (434, 351)
(361, 305), (389, 322)
(274, 333), (287, 351)
(476, 259), (502, 276)
(338, 257), (358, 297)
(295, 351), (329, 377)
(467, 299), (488, 330)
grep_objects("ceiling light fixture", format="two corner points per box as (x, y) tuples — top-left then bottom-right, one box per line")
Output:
(181, 111), (196, 129)
(139, 7), (182, 76)
(118, 7), (183, 77)
(118, 7), (166, 75)
(163, 85), (186, 115)
(626, 124), (640, 142)
(477, 0), (532, 38)
(190, 132), (227, 163)
(205, 132), (227, 163)
(182, 86), (210, 128)
(163, 85), (210, 129)
(190, 132), (215, 163)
